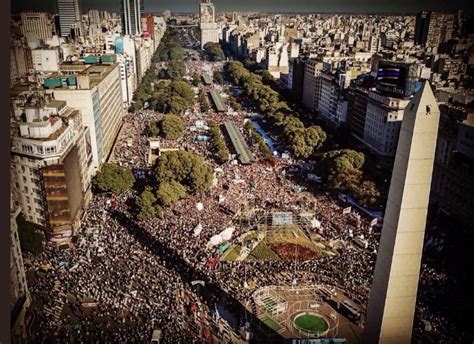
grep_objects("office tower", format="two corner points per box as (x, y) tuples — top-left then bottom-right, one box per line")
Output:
(10, 95), (92, 245)
(121, 0), (143, 36)
(199, 0), (219, 49)
(44, 63), (124, 169)
(57, 0), (81, 37)
(10, 41), (33, 83)
(363, 82), (440, 343)
(10, 207), (31, 342)
(302, 59), (323, 112)
(415, 11), (455, 48)
(20, 12), (53, 41)
(369, 35), (381, 54)
(88, 9), (100, 26)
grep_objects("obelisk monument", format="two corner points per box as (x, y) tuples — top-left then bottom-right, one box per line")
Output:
(363, 81), (440, 343)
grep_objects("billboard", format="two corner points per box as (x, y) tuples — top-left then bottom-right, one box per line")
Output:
(376, 60), (418, 98)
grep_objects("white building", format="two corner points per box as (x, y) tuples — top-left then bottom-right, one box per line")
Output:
(117, 54), (136, 106)
(135, 37), (153, 82)
(199, 0), (219, 49)
(363, 91), (410, 157)
(20, 12), (53, 42)
(45, 63), (124, 170)
(368, 35), (381, 54)
(302, 59), (324, 112)
(31, 49), (60, 72)
(10, 95), (92, 244)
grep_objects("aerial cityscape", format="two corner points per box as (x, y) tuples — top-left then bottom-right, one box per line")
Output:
(9, 0), (474, 343)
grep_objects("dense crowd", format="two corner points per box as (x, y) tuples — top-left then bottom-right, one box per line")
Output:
(23, 52), (463, 344)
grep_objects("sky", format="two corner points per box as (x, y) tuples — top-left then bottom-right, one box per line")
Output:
(11, 0), (474, 15)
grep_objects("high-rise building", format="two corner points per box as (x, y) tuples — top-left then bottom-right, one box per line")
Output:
(44, 63), (124, 169)
(431, 107), (474, 228)
(10, 39), (33, 83)
(302, 59), (323, 113)
(362, 90), (411, 157)
(415, 11), (455, 49)
(57, 0), (81, 37)
(363, 82), (440, 343)
(10, 207), (31, 342)
(121, 0), (143, 36)
(199, 0), (219, 49)
(20, 12), (53, 41)
(10, 94), (92, 245)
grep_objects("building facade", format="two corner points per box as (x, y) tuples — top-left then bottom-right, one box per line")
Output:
(363, 91), (410, 157)
(121, 0), (143, 36)
(10, 207), (31, 343)
(199, 0), (219, 49)
(57, 0), (81, 37)
(44, 63), (123, 170)
(302, 59), (323, 112)
(415, 11), (455, 49)
(10, 94), (92, 245)
(20, 12), (53, 41)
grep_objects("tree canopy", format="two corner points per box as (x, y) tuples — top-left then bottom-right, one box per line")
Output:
(203, 42), (225, 61)
(93, 163), (135, 194)
(155, 150), (213, 194)
(156, 180), (187, 206)
(208, 120), (229, 164)
(224, 61), (327, 158)
(159, 115), (185, 140)
(152, 79), (195, 114)
(316, 149), (379, 207)
(136, 187), (161, 221)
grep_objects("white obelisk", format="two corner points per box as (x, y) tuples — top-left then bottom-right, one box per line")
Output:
(363, 81), (440, 344)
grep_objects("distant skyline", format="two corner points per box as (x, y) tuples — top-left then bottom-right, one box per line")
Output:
(11, 0), (474, 15)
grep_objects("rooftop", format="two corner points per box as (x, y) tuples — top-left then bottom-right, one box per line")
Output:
(46, 100), (67, 109)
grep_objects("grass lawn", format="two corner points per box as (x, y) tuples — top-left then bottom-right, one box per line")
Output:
(294, 314), (328, 333)
(247, 241), (280, 261)
(259, 315), (282, 332)
(267, 225), (319, 253)
(223, 245), (241, 261)
(243, 231), (258, 242)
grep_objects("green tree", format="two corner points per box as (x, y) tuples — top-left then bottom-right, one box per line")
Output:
(203, 42), (225, 61)
(16, 213), (44, 254)
(155, 150), (213, 193)
(199, 90), (210, 112)
(213, 71), (225, 85)
(149, 121), (159, 137)
(350, 180), (380, 207)
(136, 187), (158, 221)
(159, 115), (185, 140)
(93, 163), (135, 194)
(192, 73), (201, 86)
(165, 96), (188, 115)
(208, 120), (229, 164)
(169, 80), (195, 105)
(156, 180), (187, 206)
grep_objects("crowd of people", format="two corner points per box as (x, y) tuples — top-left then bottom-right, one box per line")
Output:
(23, 49), (461, 343)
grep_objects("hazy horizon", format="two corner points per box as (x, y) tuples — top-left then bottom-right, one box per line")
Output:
(11, 0), (474, 15)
